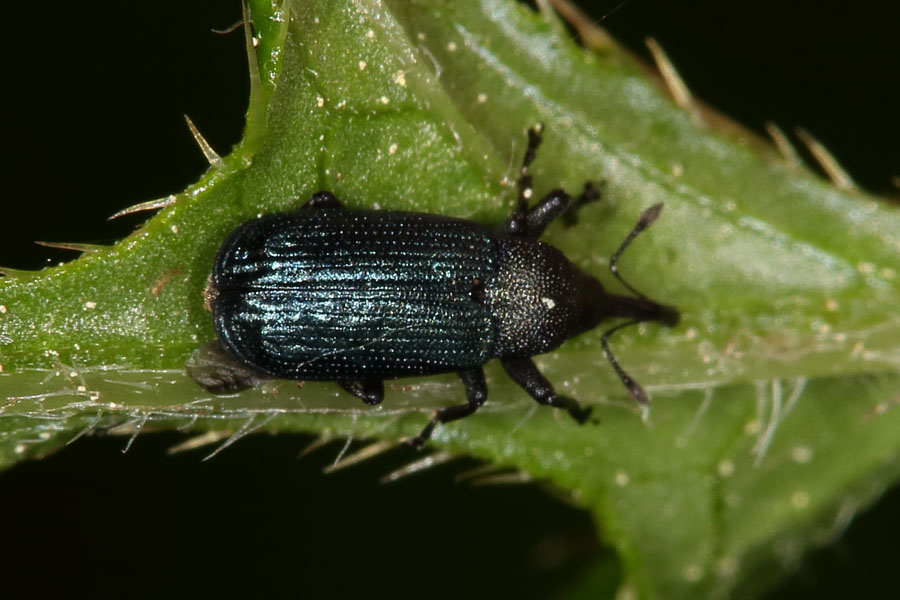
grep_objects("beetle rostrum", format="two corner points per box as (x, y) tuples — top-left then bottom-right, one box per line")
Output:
(187, 125), (679, 448)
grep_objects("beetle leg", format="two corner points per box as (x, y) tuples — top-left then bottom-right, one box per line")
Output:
(512, 188), (568, 238)
(500, 357), (592, 424)
(508, 182), (606, 238)
(338, 379), (384, 406)
(407, 367), (487, 449)
(505, 124), (544, 236)
(561, 180), (604, 228)
(302, 191), (344, 210)
(505, 124), (604, 238)
(508, 181), (605, 238)
(186, 340), (271, 394)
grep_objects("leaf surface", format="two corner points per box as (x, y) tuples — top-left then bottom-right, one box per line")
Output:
(2, 1), (899, 597)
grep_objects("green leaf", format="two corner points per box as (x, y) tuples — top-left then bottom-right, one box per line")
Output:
(1, 0), (899, 598)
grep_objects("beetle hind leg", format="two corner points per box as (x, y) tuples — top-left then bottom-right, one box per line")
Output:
(338, 379), (384, 405)
(186, 340), (270, 394)
(407, 368), (487, 449)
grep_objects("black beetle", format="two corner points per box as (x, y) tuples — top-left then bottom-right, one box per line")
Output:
(187, 126), (679, 447)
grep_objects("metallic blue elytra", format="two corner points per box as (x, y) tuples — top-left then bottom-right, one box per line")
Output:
(212, 209), (497, 379)
(187, 126), (679, 447)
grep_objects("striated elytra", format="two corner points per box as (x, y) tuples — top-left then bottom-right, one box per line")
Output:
(187, 126), (679, 448)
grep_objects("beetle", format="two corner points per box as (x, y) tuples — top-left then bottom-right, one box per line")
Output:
(187, 125), (679, 448)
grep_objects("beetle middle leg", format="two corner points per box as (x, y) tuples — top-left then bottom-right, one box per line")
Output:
(338, 379), (384, 405)
(407, 367), (487, 449)
(500, 357), (592, 424)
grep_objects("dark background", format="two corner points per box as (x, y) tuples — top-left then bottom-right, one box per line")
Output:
(3, 1), (899, 597)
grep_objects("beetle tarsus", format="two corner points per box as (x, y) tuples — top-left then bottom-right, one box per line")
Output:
(562, 180), (605, 228)
(500, 356), (593, 425)
(338, 379), (385, 406)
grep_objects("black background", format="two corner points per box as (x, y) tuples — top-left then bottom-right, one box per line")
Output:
(3, 1), (899, 598)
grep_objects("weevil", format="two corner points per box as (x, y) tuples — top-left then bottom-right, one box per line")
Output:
(187, 126), (679, 447)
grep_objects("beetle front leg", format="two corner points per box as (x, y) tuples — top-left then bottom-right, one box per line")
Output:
(506, 188), (569, 238)
(338, 379), (384, 405)
(560, 181), (604, 228)
(500, 357), (592, 424)
(302, 191), (344, 211)
(408, 368), (487, 449)
(505, 125), (544, 236)
(505, 125), (603, 238)
(507, 181), (603, 238)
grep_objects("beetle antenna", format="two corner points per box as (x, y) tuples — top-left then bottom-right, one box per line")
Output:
(600, 202), (678, 405)
(609, 203), (664, 299)
(600, 319), (650, 405)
